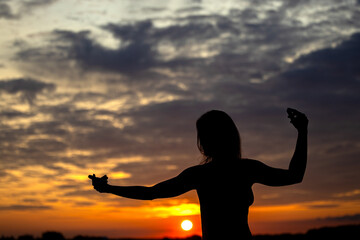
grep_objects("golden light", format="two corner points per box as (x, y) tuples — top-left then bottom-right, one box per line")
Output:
(181, 219), (193, 231)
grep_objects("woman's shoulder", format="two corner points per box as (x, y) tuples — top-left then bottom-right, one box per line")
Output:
(197, 158), (259, 167)
(181, 164), (206, 175)
(239, 158), (262, 168)
(187, 158), (264, 173)
(241, 158), (262, 166)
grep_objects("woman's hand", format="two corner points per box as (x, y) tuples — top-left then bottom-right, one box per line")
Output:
(88, 174), (109, 193)
(287, 108), (308, 132)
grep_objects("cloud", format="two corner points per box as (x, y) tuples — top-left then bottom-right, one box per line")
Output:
(8, 30), (360, 181)
(141, 7), (166, 13)
(0, 77), (55, 104)
(73, 201), (95, 207)
(317, 214), (360, 222)
(257, 32), (360, 149)
(63, 190), (94, 197)
(13, 1), (360, 83)
(4, 2), (360, 216)
(0, 204), (52, 211)
(334, 189), (360, 198)
(306, 203), (340, 209)
(0, 109), (34, 119)
(176, 6), (203, 14)
(0, 0), (58, 20)
(266, 32), (360, 108)
(0, 1), (17, 19)
(14, 17), (241, 77)
(15, 29), (158, 76)
(27, 138), (67, 152)
(0, 170), (7, 177)
(22, 0), (58, 9)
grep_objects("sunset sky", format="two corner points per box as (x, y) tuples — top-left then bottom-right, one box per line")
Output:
(1, 0), (360, 238)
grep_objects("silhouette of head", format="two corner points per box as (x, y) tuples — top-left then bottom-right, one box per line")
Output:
(196, 110), (241, 163)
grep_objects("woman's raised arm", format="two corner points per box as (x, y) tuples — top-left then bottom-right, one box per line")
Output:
(250, 108), (308, 186)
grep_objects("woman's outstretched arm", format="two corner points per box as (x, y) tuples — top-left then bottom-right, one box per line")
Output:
(250, 108), (308, 186)
(89, 165), (200, 200)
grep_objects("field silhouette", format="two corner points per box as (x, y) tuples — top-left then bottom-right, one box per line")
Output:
(1, 224), (359, 240)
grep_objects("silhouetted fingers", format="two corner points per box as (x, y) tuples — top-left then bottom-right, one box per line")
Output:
(287, 108), (295, 115)
(100, 175), (108, 184)
(287, 108), (306, 120)
(287, 108), (307, 126)
(89, 173), (108, 190)
(88, 174), (96, 180)
(286, 108), (308, 131)
(101, 175), (108, 180)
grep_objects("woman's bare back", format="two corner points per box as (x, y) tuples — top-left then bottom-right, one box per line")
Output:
(192, 159), (255, 240)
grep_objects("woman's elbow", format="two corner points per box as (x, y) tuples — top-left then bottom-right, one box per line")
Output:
(142, 196), (155, 200)
(291, 174), (304, 184)
(144, 186), (165, 200)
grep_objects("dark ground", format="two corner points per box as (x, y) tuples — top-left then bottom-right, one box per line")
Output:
(2, 224), (360, 240)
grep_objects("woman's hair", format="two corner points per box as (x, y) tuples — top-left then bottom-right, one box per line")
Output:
(196, 110), (241, 163)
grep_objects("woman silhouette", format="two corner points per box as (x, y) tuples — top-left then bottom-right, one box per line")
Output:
(89, 108), (308, 240)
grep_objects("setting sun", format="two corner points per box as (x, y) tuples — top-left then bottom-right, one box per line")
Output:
(181, 220), (193, 231)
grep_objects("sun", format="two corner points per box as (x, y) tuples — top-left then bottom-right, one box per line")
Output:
(181, 220), (193, 231)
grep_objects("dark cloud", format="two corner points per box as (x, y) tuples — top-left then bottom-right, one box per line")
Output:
(0, 204), (52, 211)
(0, 170), (7, 177)
(0, 109), (34, 119)
(281, 0), (311, 8)
(22, 0), (58, 8)
(306, 203), (340, 209)
(0, 0), (58, 20)
(319, 214), (360, 222)
(57, 184), (79, 189)
(103, 20), (154, 42)
(16, 28), (158, 76)
(258, 213), (360, 234)
(0, 78), (55, 104)
(266, 32), (360, 118)
(248, 32), (360, 201)
(27, 138), (67, 152)
(284, 33), (360, 81)
(176, 6), (203, 13)
(73, 201), (95, 207)
(7, 10), (312, 81)
(141, 7), (166, 13)
(22, 198), (38, 203)
(15, 17), (241, 77)
(0, 1), (17, 19)
(0, 117), (71, 167)
(152, 20), (225, 44)
(63, 190), (96, 197)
